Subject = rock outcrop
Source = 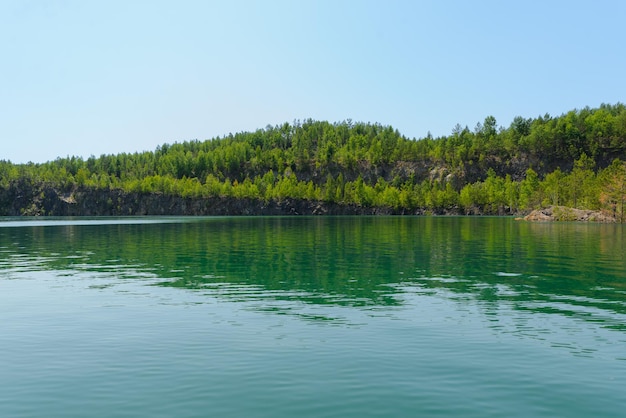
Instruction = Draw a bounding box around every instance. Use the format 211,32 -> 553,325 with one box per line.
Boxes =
0,181 -> 420,217
523,206 -> 616,222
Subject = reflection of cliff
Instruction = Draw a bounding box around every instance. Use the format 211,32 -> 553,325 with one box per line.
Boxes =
1,218 -> 625,320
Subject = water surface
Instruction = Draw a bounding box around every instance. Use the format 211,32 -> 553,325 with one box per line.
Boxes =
1,217 -> 625,417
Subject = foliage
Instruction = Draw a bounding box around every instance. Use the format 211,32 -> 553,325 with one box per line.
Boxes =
599,159 -> 626,222
1,104 -> 626,220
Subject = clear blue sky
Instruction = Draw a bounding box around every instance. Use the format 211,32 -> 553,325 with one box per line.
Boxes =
1,0 -> 624,163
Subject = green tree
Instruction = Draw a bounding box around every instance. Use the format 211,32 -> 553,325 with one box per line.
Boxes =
519,168 -> 540,210
599,159 -> 626,222
542,168 -> 565,206
567,153 -> 596,208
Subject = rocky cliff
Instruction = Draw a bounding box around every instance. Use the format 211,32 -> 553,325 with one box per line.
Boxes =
0,181 -> 419,216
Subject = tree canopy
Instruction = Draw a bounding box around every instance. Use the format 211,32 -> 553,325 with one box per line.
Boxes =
1,104 -> 625,219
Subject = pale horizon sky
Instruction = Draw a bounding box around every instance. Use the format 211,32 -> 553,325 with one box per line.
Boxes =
1,0 -> 625,164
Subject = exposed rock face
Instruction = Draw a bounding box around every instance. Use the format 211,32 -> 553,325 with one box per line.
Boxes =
523,206 -> 616,223
1,181 -> 617,221
0,182 -> 421,216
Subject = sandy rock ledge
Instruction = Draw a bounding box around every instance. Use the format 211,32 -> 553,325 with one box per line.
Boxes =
522,206 -> 616,222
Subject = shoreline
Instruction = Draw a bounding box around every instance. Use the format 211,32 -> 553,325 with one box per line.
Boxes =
0,183 -> 619,222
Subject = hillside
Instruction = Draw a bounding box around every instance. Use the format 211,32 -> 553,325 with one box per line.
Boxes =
1,104 -> 625,220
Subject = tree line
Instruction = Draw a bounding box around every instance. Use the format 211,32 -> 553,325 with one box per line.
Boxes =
1,103 -> 625,220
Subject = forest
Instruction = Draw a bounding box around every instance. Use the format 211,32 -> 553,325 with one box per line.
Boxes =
1,103 -> 625,220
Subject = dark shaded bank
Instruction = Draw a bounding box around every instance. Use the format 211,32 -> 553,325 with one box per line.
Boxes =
0,183 -> 424,216
2,182 -> 618,220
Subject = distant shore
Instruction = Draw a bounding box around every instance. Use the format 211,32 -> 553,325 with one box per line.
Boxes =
0,180 -> 620,221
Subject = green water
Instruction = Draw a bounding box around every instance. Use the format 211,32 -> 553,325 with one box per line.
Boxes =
0,216 -> 625,417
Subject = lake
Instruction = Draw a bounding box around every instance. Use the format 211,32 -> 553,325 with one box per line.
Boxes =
1,216 -> 625,417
